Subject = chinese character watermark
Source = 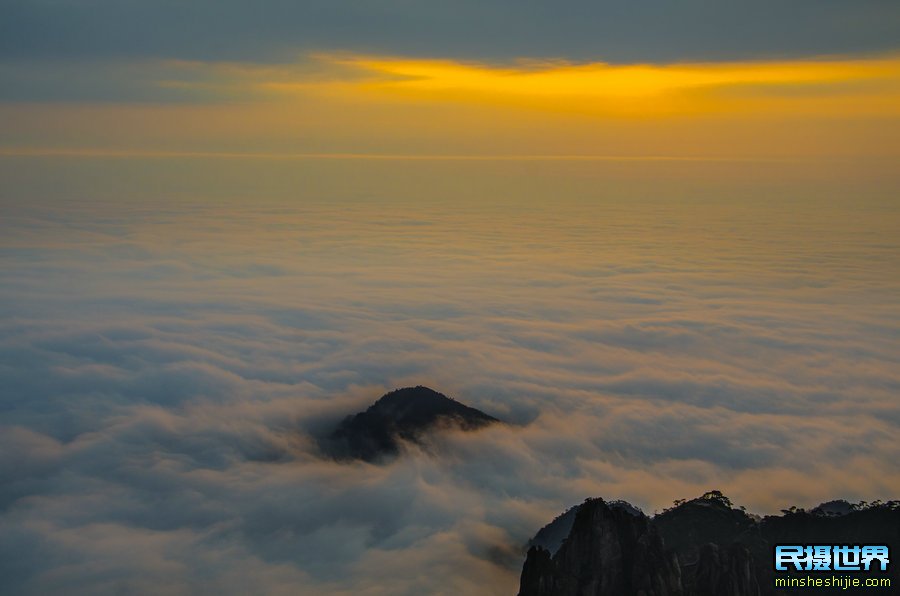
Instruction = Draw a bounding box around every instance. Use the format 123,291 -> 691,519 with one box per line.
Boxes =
775,545 -> 890,572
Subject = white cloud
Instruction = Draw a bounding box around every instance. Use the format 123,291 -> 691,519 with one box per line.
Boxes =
1,159 -> 898,594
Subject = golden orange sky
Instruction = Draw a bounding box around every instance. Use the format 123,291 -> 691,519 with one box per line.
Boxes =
2,52 -> 899,162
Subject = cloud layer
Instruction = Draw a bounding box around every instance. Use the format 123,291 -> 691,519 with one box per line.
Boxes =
3,0 -> 898,63
1,158 -> 899,594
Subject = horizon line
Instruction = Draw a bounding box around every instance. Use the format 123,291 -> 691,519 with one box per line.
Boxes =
0,147 -> 788,163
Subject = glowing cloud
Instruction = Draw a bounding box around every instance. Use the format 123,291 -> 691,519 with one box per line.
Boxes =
266,53 -> 900,118
2,53 -> 899,160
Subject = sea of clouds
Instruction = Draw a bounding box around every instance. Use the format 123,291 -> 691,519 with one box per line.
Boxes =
1,158 -> 898,594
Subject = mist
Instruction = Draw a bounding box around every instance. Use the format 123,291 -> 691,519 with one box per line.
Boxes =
1,158 -> 898,595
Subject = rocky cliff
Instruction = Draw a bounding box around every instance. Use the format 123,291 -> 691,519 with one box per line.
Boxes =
520,497 -> 687,596
519,491 -> 899,596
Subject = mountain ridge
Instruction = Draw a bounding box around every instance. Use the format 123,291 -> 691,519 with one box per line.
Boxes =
520,491 -> 900,596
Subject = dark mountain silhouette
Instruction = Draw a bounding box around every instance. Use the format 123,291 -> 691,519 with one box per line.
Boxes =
521,498 -> 683,596
528,500 -> 643,556
324,386 -> 499,462
519,491 -> 899,596
528,504 -> 581,556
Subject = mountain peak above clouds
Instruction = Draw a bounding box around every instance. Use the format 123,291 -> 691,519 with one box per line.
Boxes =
325,386 -> 500,462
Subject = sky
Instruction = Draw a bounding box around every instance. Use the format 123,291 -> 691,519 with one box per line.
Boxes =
1,2 -> 900,595
2,0 -> 900,161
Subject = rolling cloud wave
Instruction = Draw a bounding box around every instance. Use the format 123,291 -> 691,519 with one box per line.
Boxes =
1,161 -> 898,594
